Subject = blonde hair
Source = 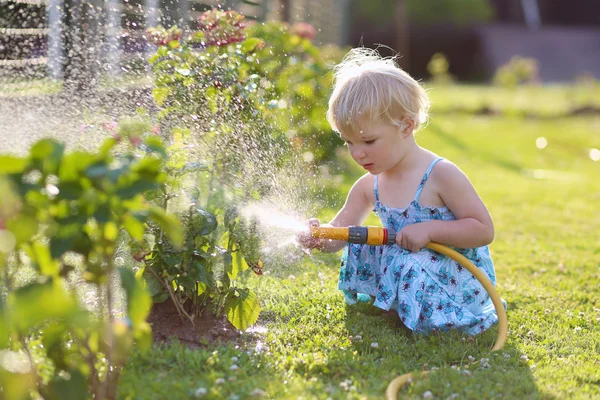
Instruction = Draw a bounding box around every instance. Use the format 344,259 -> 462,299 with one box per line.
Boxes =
326,48 -> 430,134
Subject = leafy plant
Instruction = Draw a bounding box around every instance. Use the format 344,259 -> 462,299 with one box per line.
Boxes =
427,52 -> 454,84
140,9 -> 344,332
0,124 -> 181,399
493,56 -> 540,88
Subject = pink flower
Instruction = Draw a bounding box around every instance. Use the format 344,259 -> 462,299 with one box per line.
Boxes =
197,8 -> 247,47
290,22 -> 316,41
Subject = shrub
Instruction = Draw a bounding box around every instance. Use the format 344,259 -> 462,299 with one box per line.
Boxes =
0,127 -> 180,399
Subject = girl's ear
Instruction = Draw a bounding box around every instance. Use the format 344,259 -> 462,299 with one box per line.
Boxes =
399,117 -> 415,136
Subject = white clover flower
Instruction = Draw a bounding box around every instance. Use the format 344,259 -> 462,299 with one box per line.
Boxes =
231,356 -> 239,362
215,378 -> 226,385
520,355 -> 529,361
250,388 -> 267,397
354,335 -> 362,341
194,387 -> 207,398
423,391 -> 433,399
370,342 -> 379,348
574,326 -> 582,333
230,364 -> 239,371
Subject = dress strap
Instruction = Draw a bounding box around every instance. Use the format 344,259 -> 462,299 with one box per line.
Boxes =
414,157 -> 444,202
374,175 -> 380,202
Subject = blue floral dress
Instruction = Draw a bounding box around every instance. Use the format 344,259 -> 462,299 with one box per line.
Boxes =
338,157 -> 499,335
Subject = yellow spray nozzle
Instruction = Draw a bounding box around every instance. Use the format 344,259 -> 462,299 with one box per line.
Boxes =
309,225 -> 396,246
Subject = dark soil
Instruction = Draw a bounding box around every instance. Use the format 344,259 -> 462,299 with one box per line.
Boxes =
147,300 -> 242,348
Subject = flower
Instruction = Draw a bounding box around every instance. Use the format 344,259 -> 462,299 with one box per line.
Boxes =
197,9 -> 246,47
146,26 -> 182,46
290,22 -> 316,41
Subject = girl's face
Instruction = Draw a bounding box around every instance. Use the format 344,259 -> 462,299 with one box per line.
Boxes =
340,118 -> 410,175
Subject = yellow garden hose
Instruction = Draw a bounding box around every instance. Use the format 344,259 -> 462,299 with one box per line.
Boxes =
385,242 -> 508,399
308,226 -> 508,399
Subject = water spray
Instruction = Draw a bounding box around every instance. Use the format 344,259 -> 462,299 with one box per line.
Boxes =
309,225 -> 508,399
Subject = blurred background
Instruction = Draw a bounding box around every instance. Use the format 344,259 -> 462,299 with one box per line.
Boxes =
2,0 -> 600,84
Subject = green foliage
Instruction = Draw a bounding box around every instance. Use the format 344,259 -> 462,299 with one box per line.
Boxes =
494,56 -> 540,88
245,20 -> 346,163
354,0 -> 493,25
407,0 -> 494,24
0,126 -> 179,399
427,53 -> 454,84
120,110 -> 600,399
139,9 -> 345,332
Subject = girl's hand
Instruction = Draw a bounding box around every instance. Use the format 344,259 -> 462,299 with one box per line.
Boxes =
396,222 -> 432,252
296,219 -> 323,250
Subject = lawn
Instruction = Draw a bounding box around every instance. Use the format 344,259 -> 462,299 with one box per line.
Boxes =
118,108 -> 600,399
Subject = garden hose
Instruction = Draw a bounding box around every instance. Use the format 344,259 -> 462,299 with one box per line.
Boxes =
309,226 -> 508,399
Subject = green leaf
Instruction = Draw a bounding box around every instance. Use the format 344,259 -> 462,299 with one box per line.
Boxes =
71,232 -> 93,258
229,249 -> 249,280
118,267 -> 152,326
123,214 -> 145,241
224,288 -> 260,331
193,207 -> 218,236
85,162 -> 109,179
148,208 -> 183,248
41,322 -> 69,370
29,139 -> 65,175
115,179 -> 159,200
104,222 -> 119,242
142,270 -> 165,297
57,181 -> 84,200
0,360 -> 35,399
29,242 -> 60,276
58,151 -> 96,181
48,369 -> 87,400
94,203 -> 111,224
12,281 -> 78,332
0,299 -> 10,348
99,137 -> 118,157
50,223 -> 82,259
241,37 -> 262,53
143,136 -> 168,158
152,87 -> 171,106
205,86 -> 219,114
0,156 -> 27,174
6,215 -> 38,244
134,321 -> 152,353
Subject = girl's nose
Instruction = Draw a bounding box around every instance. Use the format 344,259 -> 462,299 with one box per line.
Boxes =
351,146 -> 366,160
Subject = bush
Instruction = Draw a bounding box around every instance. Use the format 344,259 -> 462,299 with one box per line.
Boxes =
0,128 -> 180,399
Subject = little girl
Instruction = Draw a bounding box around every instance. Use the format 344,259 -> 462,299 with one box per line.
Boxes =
299,48 -> 499,335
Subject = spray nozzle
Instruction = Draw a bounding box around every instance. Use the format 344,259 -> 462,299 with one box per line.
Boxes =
309,225 -> 396,246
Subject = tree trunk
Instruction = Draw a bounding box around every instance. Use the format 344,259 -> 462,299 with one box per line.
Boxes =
394,0 -> 410,71
279,0 -> 291,23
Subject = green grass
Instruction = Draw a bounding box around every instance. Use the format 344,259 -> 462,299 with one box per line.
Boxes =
119,113 -> 600,399
426,83 -> 600,116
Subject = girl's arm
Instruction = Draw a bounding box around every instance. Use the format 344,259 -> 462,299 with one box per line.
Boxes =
426,161 -> 494,249
318,174 -> 375,253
